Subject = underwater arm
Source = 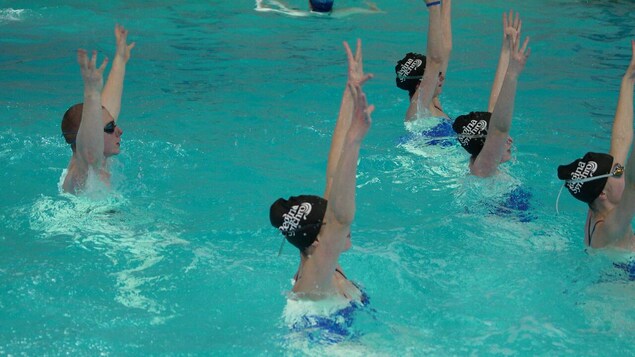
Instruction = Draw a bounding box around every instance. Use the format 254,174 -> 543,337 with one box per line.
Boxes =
405,1 -> 445,121
324,40 -> 372,200
76,50 -> 108,170
102,24 -> 135,121
488,10 -> 521,112
473,33 -> 530,177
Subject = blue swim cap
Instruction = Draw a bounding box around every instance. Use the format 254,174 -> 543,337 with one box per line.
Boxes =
310,0 -> 334,12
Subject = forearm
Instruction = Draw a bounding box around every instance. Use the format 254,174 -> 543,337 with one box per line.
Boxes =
488,45 -> 511,112
610,75 -> 635,161
77,89 -> 104,166
440,0 -> 452,75
325,87 -> 354,198
489,71 -> 518,133
406,4 -> 443,121
328,138 -> 361,225
101,56 -> 127,120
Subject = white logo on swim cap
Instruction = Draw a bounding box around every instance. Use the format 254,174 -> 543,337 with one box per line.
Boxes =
397,58 -> 423,82
458,119 -> 488,145
567,161 -> 598,194
279,202 -> 312,237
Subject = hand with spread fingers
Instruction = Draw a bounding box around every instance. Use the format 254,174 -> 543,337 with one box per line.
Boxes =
78,49 -> 108,93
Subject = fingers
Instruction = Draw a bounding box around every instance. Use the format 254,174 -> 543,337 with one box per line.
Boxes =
520,36 -> 530,56
343,41 -> 354,65
90,50 -> 97,68
355,38 -> 362,62
98,56 -> 109,72
365,104 -> 375,118
77,48 -> 88,66
359,73 -> 374,86
128,42 -> 136,51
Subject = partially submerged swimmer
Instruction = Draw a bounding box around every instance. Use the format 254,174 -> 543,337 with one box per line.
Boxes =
255,0 -> 381,18
61,24 -> 134,194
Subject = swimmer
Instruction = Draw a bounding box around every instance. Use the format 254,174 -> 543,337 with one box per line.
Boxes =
270,39 -> 374,304
452,11 -> 530,177
255,0 -> 381,18
60,25 -> 135,194
396,0 -> 452,121
557,40 -> 635,250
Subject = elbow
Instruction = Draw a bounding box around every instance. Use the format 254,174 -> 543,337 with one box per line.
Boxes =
331,206 -> 355,226
79,148 -> 99,166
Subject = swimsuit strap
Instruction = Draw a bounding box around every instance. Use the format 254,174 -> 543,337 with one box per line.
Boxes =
588,219 -> 604,247
335,267 -> 347,280
293,267 -> 347,282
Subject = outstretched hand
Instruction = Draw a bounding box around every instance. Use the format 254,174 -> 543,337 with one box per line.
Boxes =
508,32 -> 530,74
77,49 -> 108,91
114,24 -> 135,62
503,10 -> 522,47
344,39 -> 373,86
347,81 -> 374,142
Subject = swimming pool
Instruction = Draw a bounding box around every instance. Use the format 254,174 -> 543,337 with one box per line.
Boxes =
2,0 -> 635,354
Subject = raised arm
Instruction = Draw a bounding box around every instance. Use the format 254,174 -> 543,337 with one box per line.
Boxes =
305,41 -> 374,291
472,32 -> 530,177
603,40 -> 635,246
608,40 -> 635,165
76,50 -> 108,170
440,0 -> 452,77
325,81 -> 374,228
101,24 -> 135,121
405,0 -> 445,121
488,10 -> 522,112
324,40 -> 372,199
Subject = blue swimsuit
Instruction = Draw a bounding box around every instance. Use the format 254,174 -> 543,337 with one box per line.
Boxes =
286,269 -> 370,345
399,118 -> 456,148
489,186 -> 534,222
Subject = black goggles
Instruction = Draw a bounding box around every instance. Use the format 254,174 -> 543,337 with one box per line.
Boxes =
104,120 -> 117,134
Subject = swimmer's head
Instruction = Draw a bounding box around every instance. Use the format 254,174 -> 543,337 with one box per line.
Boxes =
395,53 -> 426,98
453,111 -> 491,157
61,103 -> 84,149
557,152 -> 616,205
61,103 -> 122,154
270,195 -> 327,253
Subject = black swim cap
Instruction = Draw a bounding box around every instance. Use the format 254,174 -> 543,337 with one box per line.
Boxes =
310,0 -> 334,12
395,53 -> 426,96
270,195 -> 327,251
453,111 -> 491,157
557,152 -> 613,204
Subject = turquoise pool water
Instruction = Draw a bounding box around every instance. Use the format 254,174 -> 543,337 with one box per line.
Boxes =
2,0 -> 635,355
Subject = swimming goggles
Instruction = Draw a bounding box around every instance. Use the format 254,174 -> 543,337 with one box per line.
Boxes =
555,163 -> 624,214
62,121 -> 118,141
103,120 -> 117,134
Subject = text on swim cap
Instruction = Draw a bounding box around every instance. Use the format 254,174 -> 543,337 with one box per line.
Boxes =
397,59 -> 423,82
458,119 -> 488,145
566,161 -> 598,194
279,202 -> 312,237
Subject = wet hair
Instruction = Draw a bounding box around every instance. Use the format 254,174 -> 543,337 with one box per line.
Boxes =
61,103 -> 83,151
